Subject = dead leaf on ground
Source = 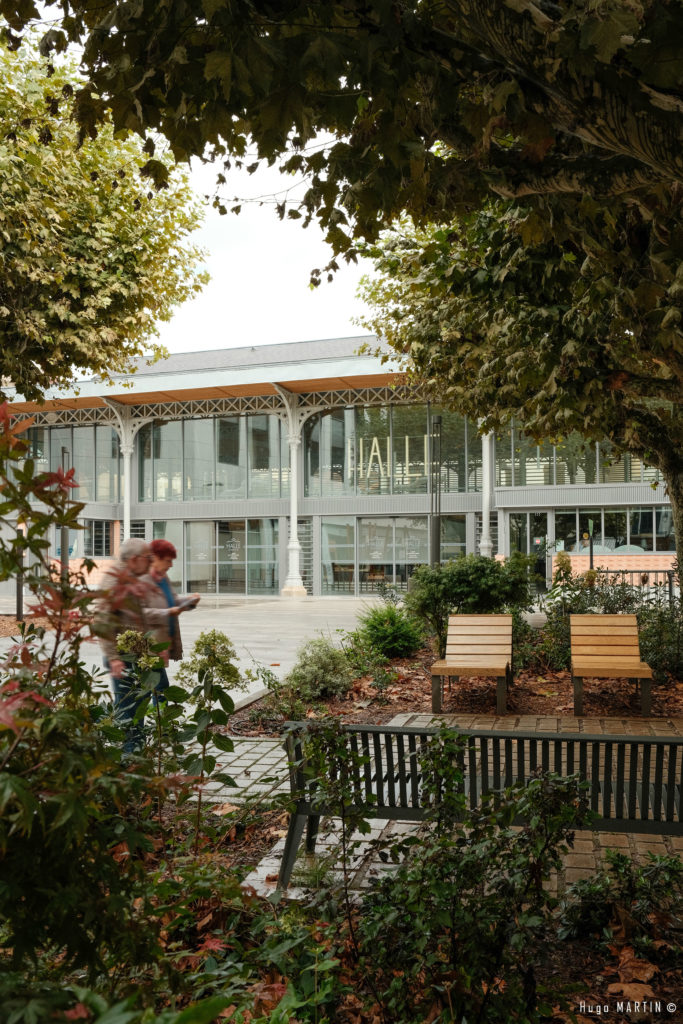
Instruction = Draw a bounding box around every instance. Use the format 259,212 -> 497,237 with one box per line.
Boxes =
606,982 -> 656,1001
213,802 -> 239,816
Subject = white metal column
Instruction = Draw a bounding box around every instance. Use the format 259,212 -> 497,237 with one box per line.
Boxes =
103,399 -> 153,543
479,430 -> 494,558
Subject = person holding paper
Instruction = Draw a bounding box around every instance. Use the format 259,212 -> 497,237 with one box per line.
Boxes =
142,539 -> 201,676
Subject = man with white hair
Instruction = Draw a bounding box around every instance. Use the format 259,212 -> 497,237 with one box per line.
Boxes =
95,538 -> 183,753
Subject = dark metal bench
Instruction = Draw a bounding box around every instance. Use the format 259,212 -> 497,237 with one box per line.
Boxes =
277,721 -> 683,889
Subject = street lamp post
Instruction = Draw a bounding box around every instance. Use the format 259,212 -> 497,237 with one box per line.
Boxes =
61,447 -> 70,583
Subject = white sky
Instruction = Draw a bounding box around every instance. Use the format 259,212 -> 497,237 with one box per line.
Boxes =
156,157 -> 375,355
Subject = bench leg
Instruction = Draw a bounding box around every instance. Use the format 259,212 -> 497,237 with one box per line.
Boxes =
277,812 -> 307,890
496,676 -> 506,715
572,675 -> 583,716
431,674 -> 443,713
640,678 -> 652,717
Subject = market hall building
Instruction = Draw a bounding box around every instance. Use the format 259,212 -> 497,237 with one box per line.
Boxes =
5,337 -> 676,597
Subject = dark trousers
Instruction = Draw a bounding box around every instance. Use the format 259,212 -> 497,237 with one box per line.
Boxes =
111,665 -> 170,753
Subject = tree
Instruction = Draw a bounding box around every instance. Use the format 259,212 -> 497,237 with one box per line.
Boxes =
0,38 -> 207,402
357,189 -> 683,557
1,1 -> 682,256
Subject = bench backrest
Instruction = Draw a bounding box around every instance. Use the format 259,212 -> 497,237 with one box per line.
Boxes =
570,613 -> 643,665
444,613 -> 512,664
284,722 -> 683,834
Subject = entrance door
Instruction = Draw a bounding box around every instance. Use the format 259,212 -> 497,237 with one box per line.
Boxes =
509,511 -> 550,592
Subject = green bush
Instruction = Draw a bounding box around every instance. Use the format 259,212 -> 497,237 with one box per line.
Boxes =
356,604 -> 423,659
638,602 -> 683,683
559,849 -> 683,944
285,636 -> 355,701
405,553 -> 534,657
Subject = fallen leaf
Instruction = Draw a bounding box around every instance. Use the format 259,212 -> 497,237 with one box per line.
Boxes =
607,982 -> 656,1000
213,802 -> 239,816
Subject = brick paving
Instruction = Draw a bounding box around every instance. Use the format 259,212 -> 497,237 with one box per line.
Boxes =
215,713 -> 683,898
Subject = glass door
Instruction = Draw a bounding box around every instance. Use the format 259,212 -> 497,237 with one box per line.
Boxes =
509,511 -> 549,592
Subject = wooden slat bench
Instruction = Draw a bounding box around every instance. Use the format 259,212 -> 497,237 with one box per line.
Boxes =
570,614 -> 653,716
431,614 -> 513,715
277,722 -> 683,889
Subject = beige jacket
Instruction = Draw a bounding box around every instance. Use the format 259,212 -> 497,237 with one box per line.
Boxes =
94,562 -> 176,664
139,572 -> 183,663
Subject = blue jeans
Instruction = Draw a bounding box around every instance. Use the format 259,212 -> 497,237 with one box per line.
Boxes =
110,665 -> 170,754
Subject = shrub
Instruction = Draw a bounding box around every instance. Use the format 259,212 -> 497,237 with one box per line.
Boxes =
638,603 -> 683,683
285,637 -> 354,701
174,628 -> 245,693
405,553 -> 534,657
356,604 -> 423,659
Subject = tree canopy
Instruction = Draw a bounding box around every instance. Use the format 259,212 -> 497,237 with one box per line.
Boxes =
358,187 -> 683,554
1,1 -> 682,256
0,38 -> 208,402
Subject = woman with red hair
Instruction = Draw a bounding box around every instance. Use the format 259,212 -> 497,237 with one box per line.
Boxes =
142,539 -> 201,679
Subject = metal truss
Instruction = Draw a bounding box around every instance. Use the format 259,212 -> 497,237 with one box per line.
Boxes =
15,383 -> 425,429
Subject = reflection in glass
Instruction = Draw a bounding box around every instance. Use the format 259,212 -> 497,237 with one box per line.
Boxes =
321,516 -> 355,593
629,507 -> 653,551
184,419 -> 214,501
248,415 -> 281,498
26,427 -> 49,472
247,518 -> 279,594
153,520 -> 183,588
435,408 -> 469,493
441,515 -> 466,560
154,421 -> 183,501
138,423 -> 153,501
655,508 -> 675,551
216,417 -> 247,499
494,426 -> 513,487
392,405 -> 428,494
602,510 -> 628,551
185,520 -> 216,592
513,429 -> 553,486
555,510 -> 577,552
555,435 -> 597,485
322,410 -> 355,496
356,408 -> 391,495
510,513 -> 528,554
95,426 -> 120,502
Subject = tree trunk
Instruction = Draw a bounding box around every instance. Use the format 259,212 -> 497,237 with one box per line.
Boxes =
659,463 -> 683,590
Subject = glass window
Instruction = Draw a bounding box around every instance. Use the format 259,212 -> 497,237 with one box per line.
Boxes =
50,427 -> 71,473
185,521 -> 216,592
72,427 -> 95,500
217,519 -> 245,593
358,517 -> 393,590
394,516 -> 428,589
392,405 -> 428,494
642,462 -> 660,483
655,507 -> 676,551
434,408 -> 469,493
510,512 -> 528,554
153,520 -> 183,588
555,510 -> 578,552
629,507 -> 653,551
216,416 -> 247,500
154,421 -> 183,502
138,423 -> 153,502
513,428 -> 554,486
356,407 -> 391,496
555,435 -> 596,485
83,520 -> 113,557
248,415 -> 281,498
184,419 -> 215,501
26,427 -> 49,471
304,415 -> 321,497
495,426 -> 513,487
280,422 -> 290,498
578,509 -> 601,553
602,509 -> 628,551
95,426 -> 120,502
321,516 -> 355,594
247,518 -> 279,595
441,515 -> 466,560
321,409 -> 355,496
599,441 -> 638,483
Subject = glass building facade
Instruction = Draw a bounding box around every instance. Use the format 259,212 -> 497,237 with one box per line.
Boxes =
35,406 -> 674,596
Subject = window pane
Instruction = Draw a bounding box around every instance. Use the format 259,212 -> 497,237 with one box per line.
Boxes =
321,409 -> 355,496
184,419 -> 215,501
394,516 -> 428,589
185,521 -> 216,592
303,415 -> 321,497
655,508 -> 676,551
555,510 -> 577,552
629,507 -> 653,551
248,415 -> 281,498
321,516 -> 355,593
603,509 -> 628,551
441,515 -> 466,560
95,426 -> 120,502
513,428 -> 553,486
50,427 -> 71,472
247,518 -> 279,594
356,407 -> 391,495
218,520 -> 245,563
555,435 -> 596,485
578,509 -> 601,553
392,405 -> 428,494
154,422 -> 183,502
26,427 -> 49,472
216,417 -> 246,499
138,423 -> 153,501
599,441 -> 638,483
71,427 -> 95,500
495,426 -> 513,487
510,512 -> 528,554
435,409 -> 467,494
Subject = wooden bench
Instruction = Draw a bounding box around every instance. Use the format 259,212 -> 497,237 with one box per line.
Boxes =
277,721 -> 683,889
570,614 -> 653,716
431,614 -> 513,715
